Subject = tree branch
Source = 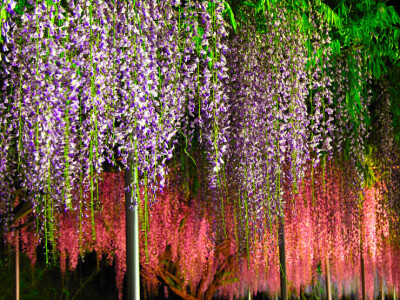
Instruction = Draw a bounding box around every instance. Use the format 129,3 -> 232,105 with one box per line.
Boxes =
156,267 -> 199,300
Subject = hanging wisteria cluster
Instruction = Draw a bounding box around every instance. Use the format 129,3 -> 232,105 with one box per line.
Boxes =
1,0 -> 398,288
330,51 -> 373,185
1,0 -> 181,201
0,0 -> 232,234
220,0 -> 341,231
303,3 -> 335,169
223,3 -> 309,225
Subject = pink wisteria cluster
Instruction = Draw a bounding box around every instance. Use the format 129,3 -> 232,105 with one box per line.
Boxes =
6,163 -> 400,299
217,161 -> 398,299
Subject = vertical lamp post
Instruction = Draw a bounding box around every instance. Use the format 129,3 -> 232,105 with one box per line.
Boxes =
326,256 -> 332,300
125,156 -> 140,300
278,215 -> 287,300
15,231 -> 19,300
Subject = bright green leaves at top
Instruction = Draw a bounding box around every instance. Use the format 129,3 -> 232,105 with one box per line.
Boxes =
254,0 -> 265,16
241,1 -> 255,8
232,0 -> 400,80
299,11 -> 309,34
222,1 -> 237,34
369,54 -> 386,80
330,39 -> 341,55
332,0 -> 400,79
317,1 -> 343,29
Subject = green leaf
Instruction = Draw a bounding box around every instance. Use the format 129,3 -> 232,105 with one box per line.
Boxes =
242,1 -> 256,8
207,1 -> 215,12
223,2 -> 237,34
301,12 -> 308,27
394,28 -> 400,43
334,40 -> 341,55
305,38 -> 312,56
353,89 -> 361,112
373,59 -> 381,79
1,7 -> 7,21
255,0 -> 265,15
239,8 -> 248,24
387,6 -> 400,25
345,91 -> 350,106
194,26 -> 205,55
207,49 -> 214,69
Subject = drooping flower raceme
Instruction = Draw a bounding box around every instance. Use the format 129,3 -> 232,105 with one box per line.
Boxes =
330,51 -> 372,186
0,0 -> 231,239
223,3 -> 310,227
304,4 -> 335,166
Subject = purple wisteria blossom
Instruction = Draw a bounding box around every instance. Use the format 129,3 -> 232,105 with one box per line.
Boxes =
0,0 -> 231,232
223,3 -> 310,234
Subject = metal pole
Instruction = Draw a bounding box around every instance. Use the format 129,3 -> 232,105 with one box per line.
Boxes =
360,245 -> 366,300
326,256 -> 332,300
125,156 -> 140,300
278,215 -> 287,300
16,232 -> 19,300
359,198 -> 366,300
360,226 -> 366,300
